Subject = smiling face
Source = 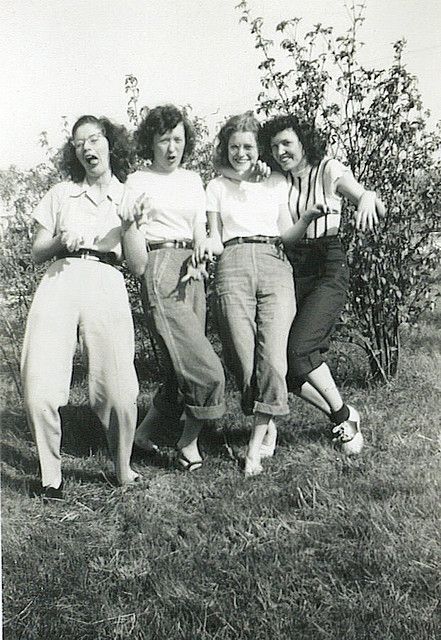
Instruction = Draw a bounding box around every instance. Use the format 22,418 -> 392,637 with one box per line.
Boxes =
270,128 -> 306,173
73,123 -> 111,181
227,131 -> 259,174
151,122 -> 186,173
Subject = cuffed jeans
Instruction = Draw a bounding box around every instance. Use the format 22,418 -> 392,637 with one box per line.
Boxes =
21,258 -> 139,488
214,243 -> 295,416
140,248 -> 225,425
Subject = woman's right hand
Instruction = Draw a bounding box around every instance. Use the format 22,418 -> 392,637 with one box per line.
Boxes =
193,237 -> 224,265
301,203 -> 337,226
60,229 -> 84,252
119,192 -> 153,225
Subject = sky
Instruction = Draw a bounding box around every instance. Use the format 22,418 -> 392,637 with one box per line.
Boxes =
1,0 -> 441,169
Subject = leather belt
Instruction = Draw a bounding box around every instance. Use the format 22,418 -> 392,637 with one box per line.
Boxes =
59,249 -> 118,265
146,239 -> 193,251
295,235 -> 339,246
224,235 -> 281,247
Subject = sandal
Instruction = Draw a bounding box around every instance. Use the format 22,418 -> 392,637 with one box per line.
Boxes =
175,451 -> 203,472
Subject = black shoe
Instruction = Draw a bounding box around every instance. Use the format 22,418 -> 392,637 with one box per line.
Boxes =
42,481 -> 64,502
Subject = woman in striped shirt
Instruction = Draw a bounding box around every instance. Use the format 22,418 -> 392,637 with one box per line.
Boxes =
260,115 -> 385,455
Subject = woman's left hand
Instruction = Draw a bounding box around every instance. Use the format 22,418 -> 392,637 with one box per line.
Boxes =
355,191 -> 385,231
181,261 -> 209,283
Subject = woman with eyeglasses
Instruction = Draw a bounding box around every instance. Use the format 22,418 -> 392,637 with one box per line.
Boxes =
21,115 -> 139,501
120,104 -> 225,471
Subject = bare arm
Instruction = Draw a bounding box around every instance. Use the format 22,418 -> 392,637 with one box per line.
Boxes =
31,223 -> 88,264
31,225 -> 65,264
281,205 -> 330,247
215,160 -> 272,183
194,211 -> 224,264
122,221 -> 148,277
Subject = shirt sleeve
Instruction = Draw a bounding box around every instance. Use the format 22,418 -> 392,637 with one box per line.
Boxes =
323,158 -> 352,198
271,175 -> 292,233
119,180 -> 138,221
32,183 -> 65,234
191,173 -> 207,232
205,178 -> 221,212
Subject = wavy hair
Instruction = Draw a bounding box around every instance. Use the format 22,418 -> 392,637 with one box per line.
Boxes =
59,115 -> 134,183
259,114 -> 327,170
134,104 -> 195,163
214,111 -> 260,169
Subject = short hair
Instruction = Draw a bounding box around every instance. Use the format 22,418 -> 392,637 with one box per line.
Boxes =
259,114 -> 327,169
134,104 -> 195,163
214,111 -> 260,169
59,115 -> 134,183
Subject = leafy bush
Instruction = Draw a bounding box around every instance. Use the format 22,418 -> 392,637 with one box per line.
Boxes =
236,0 -> 441,380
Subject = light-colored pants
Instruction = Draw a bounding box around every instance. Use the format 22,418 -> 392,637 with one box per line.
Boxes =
21,258 -> 139,488
215,243 -> 296,416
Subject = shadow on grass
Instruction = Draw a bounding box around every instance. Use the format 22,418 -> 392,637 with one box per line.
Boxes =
1,405 -> 115,496
1,463 -> 107,497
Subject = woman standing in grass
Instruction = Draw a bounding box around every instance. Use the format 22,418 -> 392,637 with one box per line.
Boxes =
21,115 -> 140,500
196,112 -> 328,475
120,104 -> 225,471
259,114 -> 385,454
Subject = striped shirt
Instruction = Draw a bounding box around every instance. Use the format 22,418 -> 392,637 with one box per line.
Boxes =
287,158 -> 352,239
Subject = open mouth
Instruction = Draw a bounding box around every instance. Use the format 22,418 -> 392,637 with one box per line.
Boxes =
85,153 -> 99,167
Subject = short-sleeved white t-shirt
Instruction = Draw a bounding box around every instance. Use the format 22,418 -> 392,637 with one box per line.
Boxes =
287,157 -> 352,238
205,174 -> 290,243
121,168 -> 206,242
33,176 -> 125,255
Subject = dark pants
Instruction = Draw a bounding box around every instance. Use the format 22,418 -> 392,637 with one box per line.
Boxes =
285,237 -> 349,391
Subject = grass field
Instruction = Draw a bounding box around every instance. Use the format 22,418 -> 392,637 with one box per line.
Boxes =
1,306 -> 440,639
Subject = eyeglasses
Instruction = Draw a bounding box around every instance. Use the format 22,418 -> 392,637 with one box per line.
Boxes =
71,132 -> 105,151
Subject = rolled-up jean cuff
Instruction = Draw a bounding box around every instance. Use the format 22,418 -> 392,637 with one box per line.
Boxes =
291,351 -> 325,380
185,401 -> 226,420
253,400 -> 290,416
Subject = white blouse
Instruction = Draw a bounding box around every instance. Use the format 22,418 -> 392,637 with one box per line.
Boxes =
121,168 -> 206,242
205,173 -> 291,243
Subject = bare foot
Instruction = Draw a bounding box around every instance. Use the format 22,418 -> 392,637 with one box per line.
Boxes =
118,468 -> 142,486
244,455 -> 263,477
260,423 -> 277,458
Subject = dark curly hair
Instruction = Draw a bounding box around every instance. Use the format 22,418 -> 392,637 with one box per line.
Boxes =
214,111 -> 260,169
134,105 -> 195,163
259,115 -> 327,170
59,115 -> 134,183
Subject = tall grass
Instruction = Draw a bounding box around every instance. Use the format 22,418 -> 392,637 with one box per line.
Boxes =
1,307 -> 440,639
